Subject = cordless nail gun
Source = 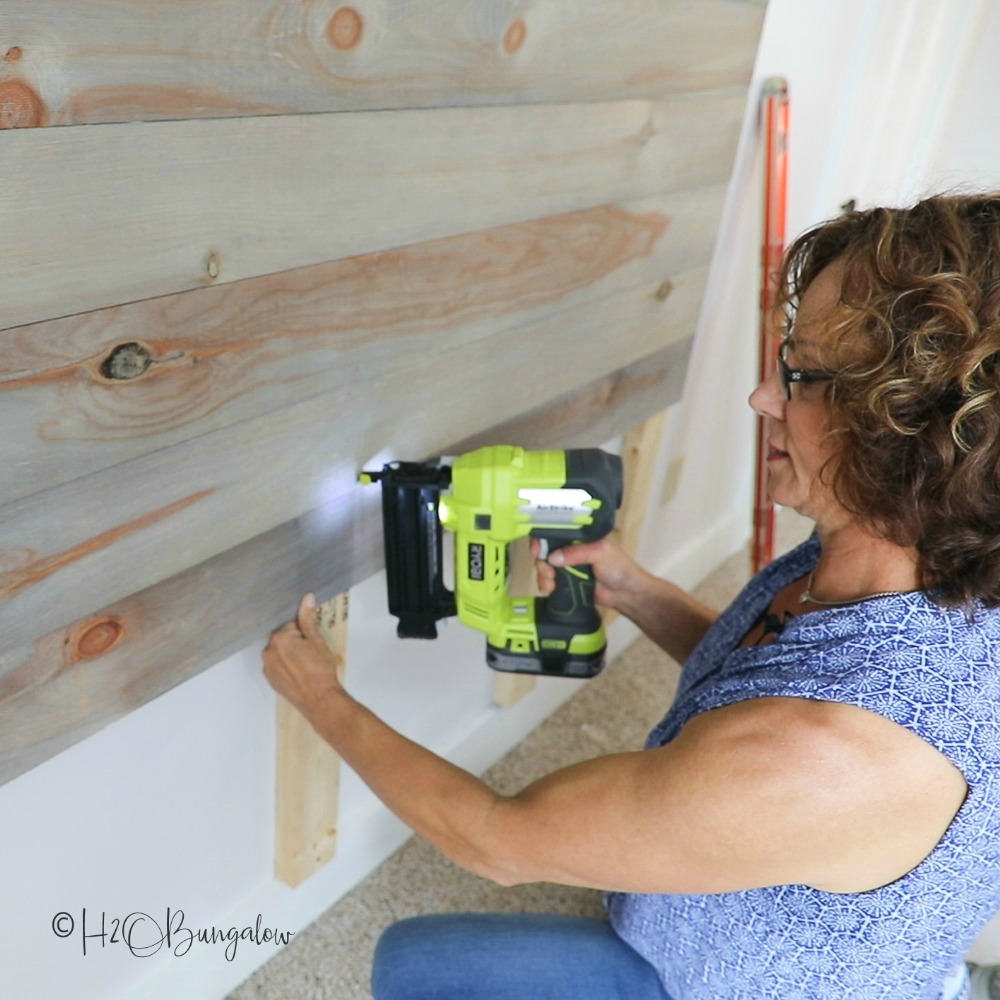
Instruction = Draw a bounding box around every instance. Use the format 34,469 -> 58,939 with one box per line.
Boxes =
359,445 -> 623,678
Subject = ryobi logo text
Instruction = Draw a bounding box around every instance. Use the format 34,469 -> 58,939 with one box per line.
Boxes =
468,543 -> 485,582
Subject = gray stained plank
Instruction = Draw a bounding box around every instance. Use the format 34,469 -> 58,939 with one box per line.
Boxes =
0,262 -> 708,651
0,94 -> 747,330
1,188 -> 724,507
0,0 -> 764,789
0,338 -> 689,789
0,0 -> 765,126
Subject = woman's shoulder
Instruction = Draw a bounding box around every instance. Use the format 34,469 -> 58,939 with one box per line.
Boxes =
786,587 -> 1000,653
756,595 -> 1000,782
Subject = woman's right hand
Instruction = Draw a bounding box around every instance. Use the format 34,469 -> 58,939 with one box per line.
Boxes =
531,536 -> 644,613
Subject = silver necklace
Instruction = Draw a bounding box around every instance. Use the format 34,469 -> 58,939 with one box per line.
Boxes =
799,569 -> 900,607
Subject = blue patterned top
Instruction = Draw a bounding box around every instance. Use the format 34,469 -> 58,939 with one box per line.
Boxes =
607,535 -> 1000,999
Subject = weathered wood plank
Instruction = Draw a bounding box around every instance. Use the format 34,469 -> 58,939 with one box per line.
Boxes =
0,188 -> 724,507
0,94 -> 747,330
447,340 -> 691,457
275,591 -> 348,887
0,263 -> 706,651
0,0 -> 765,127
0,338 -> 689,789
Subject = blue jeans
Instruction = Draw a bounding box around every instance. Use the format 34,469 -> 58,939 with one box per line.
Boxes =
371,913 -> 672,1000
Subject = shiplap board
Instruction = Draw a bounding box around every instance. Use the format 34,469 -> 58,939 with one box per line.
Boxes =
1,188 -> 724,507
448,342 -> 692,457
0,262 -> 706,650
0,0 -> 765,126
0,336 -> 690,788
0,0 -> 763,793
0,93 -> 747,330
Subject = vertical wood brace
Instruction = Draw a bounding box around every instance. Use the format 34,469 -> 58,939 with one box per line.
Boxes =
605,411 -> 669,626
275,591 -> 349,887
491,538 -> 539,708
491,671 -> 538,709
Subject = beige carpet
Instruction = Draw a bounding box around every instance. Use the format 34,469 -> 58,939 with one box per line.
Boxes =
229,513 -> 812,999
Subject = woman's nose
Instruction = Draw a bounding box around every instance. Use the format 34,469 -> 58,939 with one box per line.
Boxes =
749,369 -> 785,419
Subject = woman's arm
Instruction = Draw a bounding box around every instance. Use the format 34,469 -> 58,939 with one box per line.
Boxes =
263,596 -> 967,896
534,538 -> 719,665
264,596 -> 511,882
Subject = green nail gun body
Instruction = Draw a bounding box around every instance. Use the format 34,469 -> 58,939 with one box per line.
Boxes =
360,445 -> 623,678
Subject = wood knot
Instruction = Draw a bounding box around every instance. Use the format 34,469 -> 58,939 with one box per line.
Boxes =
71,617 -> 126,660
100,342 -> 154,380
327,7 -> 364,50
0,78 -> 47,128
5,47 -> 24,62
503,19 -> 527,54
655,279 -> 674,301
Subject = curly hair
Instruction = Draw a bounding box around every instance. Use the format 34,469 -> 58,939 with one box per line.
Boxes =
778,193 -> 1000,609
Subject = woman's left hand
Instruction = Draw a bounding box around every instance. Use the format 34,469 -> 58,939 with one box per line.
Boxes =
262,593 -> 344,719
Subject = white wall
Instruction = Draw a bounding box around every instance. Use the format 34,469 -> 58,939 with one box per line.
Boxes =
2,3 -> 998,998
921,0 -> 1000,196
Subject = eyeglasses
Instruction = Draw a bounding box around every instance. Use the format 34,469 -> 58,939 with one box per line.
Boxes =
777,340 -> 835,400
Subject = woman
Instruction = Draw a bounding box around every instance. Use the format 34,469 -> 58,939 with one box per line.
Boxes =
263,193 -> 1000,999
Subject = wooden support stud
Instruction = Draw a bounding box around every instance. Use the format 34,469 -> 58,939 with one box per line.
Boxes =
492,671 -> 537,709
275,591 -> 349,887
491,537 -> 538,708
604,411 -> 668,626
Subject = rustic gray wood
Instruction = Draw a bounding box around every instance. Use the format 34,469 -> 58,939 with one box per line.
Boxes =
0,0 -> 765,126
0,0 -> 764,789
0,262 -> 707,650
0,94 -> 746,330
0,337 -> 690,788
0,188 -> 724,507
